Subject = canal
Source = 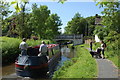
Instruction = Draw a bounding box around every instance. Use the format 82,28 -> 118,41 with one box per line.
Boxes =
2,45 -> 76,79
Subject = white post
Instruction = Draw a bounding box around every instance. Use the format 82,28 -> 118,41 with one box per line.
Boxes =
95,35 -> 100,42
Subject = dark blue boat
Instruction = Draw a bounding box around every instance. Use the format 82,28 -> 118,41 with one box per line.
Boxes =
15,44 -> 61,78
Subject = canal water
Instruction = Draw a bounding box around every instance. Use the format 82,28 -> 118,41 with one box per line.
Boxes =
59,46 -> 76,66
2,45 -> 76,79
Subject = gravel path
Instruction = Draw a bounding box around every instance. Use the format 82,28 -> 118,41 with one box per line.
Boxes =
96,59 -> 118,78
86,48 -> 119,79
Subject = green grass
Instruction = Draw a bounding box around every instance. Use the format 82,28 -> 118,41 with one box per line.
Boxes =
53,44 -> 97,78
105,51 -> 119,68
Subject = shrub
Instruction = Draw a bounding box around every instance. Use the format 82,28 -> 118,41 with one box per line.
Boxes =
105,31 -> 119,43
94,26 -> 109,40
1,37 -> 21,65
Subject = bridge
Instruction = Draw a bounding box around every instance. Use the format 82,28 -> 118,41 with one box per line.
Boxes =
54,34 -> 83,45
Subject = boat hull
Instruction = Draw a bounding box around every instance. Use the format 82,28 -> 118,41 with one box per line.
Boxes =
15,53 -> 61,78
15,63 -> 48,78
15,44 -> 61,78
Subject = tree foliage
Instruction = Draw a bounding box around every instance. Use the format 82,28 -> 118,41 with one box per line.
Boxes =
45,14 -> 62,39
96,1 -> 120,33
2,3 -> 62,39
0,1 -> 12,22
10,0 -> 29,13
85,16 -> 96,36
94,26 -> 109,40
31,4 -> 62,39
93,1 -> 120,41
65,14 -> 96,37
64,13 -> 87,35
31,4 -> 51,39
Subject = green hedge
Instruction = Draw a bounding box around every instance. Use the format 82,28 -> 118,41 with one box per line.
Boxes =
1,37 -> 21,65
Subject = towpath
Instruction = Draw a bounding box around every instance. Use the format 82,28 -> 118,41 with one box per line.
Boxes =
86,48 -> 119,79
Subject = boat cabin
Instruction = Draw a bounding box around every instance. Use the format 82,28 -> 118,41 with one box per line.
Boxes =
15,44 -> 61,78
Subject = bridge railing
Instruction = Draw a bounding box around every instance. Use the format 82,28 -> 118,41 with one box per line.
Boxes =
55,34 -> 83,39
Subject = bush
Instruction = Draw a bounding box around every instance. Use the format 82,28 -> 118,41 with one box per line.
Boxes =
1,37 -> 21,65
104,31 -> 119,52
104,31 -> 119,43
94,26 -> 109,40
92,42 -> 100,50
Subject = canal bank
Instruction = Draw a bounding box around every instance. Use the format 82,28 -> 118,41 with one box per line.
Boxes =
53,44 -> 97,78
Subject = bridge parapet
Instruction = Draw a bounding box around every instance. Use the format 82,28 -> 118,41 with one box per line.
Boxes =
55,34 -> 83,39
54,34 -> 83,45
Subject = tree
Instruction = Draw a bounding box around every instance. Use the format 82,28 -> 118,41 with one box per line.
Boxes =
96,1 -> 120,33
2,12 -> 33,38
85,16 -> 96,36
8,0 -> 29,38
31,4 -> 50,39
10,0 -> 29,13
64,13 -> 87,36
15,13 -> 33,38
92,1 -> 120,41
31,4 -> 62,39
45,14 -> 62,39
94,25 -> 109,40
2,2 -> 62,39
0,1 -> 12,36
0,1 -> 12,22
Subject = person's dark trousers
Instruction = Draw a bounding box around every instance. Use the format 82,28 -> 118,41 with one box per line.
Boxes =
21,49 -> 27,55
90,42 -> 92,51
90,46 -> 92,51
40,52 -> 48,62
101,49 -> 105,58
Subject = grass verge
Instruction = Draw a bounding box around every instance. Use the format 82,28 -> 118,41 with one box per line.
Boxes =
53,44 -> 97,78
105,51 -> 118,68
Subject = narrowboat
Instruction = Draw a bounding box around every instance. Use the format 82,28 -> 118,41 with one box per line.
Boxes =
15,44 -> 61,78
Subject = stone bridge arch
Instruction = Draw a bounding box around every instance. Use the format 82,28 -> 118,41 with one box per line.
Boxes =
54,34 -> 83,45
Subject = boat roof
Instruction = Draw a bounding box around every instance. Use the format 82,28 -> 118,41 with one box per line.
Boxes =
33,44 -> 59,48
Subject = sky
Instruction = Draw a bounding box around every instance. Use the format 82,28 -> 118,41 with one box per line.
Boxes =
9,1 -> 104,33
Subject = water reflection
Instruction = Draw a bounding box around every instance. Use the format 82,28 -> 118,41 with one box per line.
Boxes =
2,64 -> 15,76
58,45 -> 75,67
61,46 -> 75,58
